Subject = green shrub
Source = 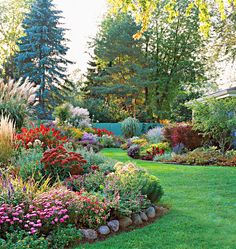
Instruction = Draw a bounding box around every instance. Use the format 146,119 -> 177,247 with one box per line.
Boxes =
120,117 -> 141,138
98,134 -> 115,148
105,175 -> 150,216
154,152 -> 173,162
49,225 -> 82,249
76,148 -> 117,173
172,147 -> 221,165
142,174 -> 164,203
17,148 -> 44,181
65,171 -> 105,192
105,162 -> 163,216
0,230 -> 48,249
190,98 -> 236,153
53,103 -> 71,125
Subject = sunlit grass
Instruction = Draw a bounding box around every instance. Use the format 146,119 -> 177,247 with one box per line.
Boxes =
76,148 -> 236,249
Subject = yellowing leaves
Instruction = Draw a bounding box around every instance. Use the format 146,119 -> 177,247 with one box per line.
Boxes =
107,0 -> 236,39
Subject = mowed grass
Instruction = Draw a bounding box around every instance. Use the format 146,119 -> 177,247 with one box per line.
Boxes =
76,148 -> 236,249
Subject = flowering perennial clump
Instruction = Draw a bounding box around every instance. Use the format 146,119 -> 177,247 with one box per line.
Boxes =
41,146 -> 87,180
81,132 -> 97,144
74,191 -> 110,228
93,128 -> 113,137
16,124 -> 67,149
0,187 -> 111,237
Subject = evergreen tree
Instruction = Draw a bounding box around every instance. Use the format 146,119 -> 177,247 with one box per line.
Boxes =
86,14 -> 152,118
15,0 -> 72,118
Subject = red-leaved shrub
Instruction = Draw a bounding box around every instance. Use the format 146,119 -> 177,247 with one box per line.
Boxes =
163,123 -> 202,150
41,146 -> 87,180
142,146 -> 165,161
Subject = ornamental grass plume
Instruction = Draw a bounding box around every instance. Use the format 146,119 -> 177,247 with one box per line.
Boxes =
0,115 -> 15,164
0,78 -> 37,104
0,78 -> 38,129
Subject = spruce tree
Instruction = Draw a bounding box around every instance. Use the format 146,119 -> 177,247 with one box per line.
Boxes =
86,14 -> 152,119
15,0 -> 72,118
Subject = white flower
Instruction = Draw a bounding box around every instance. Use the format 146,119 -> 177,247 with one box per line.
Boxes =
33,139 -> 42,147
27,142 -> 33,147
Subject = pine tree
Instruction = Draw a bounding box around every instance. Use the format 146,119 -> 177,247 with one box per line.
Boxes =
86,14 -> 152,119
15,0 -> 72,118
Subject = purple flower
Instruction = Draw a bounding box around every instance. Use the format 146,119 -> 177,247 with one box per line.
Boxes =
81,132 -> 97,144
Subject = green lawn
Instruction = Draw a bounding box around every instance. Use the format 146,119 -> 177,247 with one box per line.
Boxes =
76,148 -> 236,249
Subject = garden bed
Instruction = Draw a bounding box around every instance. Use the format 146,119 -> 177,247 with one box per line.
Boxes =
0,121 -> 164,248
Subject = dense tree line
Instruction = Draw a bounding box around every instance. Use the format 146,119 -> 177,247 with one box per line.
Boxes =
82,1 -> 215,121
0,0 -> 235,121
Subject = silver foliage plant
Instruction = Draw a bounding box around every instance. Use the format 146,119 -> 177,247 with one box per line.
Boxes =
146,127 -> 163,144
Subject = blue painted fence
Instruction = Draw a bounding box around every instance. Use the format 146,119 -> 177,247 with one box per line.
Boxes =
92,123 -> 162,136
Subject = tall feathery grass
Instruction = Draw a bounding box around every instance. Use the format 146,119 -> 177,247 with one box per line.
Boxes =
0,115 -> 15,164
0,78 -> 38,129
0,78 -> 37,104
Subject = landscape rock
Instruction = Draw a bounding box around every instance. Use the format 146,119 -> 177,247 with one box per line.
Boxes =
80,229 -> 98,240
108,220 -> 119,232
119,217 -> 132,229
154,205 -> 158,212
146,206 -> 156,218
157,206 -> 168,214
98,225 -> 110,235
140,212 -> 148,222
131,213 -> 143,225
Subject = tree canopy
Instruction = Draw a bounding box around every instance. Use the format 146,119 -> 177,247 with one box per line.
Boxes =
0,0 -> 33,80
83,5 -> 213,121
107,0 -> 235,38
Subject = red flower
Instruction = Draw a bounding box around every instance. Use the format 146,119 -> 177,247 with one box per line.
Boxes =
15,125 -> 68,150
41,146 -> 87,179
93,128 -> 113,137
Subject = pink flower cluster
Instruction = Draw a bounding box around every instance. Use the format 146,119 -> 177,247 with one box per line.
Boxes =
0,203 -> 24,226
0,190 -> 72,236
0,187 -> 111,236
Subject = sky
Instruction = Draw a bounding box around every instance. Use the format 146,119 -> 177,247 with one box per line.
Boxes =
54,0 -> 107,74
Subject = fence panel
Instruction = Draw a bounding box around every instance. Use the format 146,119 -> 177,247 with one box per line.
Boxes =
92,123 -> 162,136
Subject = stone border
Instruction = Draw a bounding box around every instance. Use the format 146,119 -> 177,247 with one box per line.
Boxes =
78,205 -> 169,244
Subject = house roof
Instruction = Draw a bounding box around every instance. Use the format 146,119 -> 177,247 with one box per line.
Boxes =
205,86 -> 236,99
187,86 -> 236,105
